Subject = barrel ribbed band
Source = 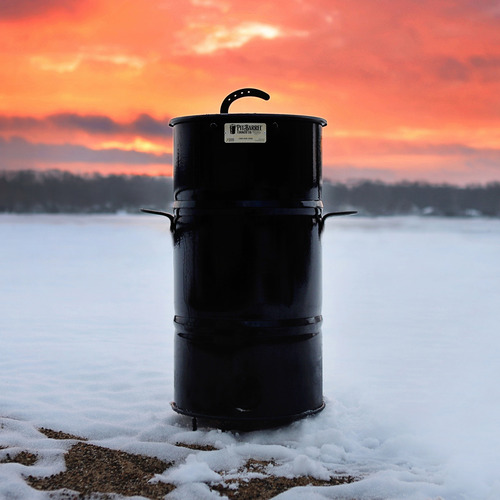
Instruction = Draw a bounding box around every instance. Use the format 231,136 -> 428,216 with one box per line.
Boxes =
173,200 -> 323,209
172,201 -> 323,217
174,315 -> 322,339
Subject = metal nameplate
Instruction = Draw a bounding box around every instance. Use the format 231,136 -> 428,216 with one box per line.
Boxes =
224,123 -> 266,143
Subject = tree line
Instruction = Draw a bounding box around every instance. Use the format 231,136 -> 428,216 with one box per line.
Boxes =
0,170 -> 173,214
1,169 -> 499,216
322,180 -> 500,216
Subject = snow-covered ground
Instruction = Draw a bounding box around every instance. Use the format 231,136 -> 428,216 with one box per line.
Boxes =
1,214 -> 499,499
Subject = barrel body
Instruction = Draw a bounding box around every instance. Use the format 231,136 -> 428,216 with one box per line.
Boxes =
170,113 -> 326,428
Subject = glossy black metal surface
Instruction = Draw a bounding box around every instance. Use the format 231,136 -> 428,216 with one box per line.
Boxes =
171,209 -> 324,428
170,113 -> 325,203
155,89 -> 340,429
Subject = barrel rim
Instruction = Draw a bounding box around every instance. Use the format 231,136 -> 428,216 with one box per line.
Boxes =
169,113 -> 327,127
170,401 -> 325,430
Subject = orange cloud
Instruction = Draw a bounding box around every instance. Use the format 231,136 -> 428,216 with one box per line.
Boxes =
0,0 -> 499,182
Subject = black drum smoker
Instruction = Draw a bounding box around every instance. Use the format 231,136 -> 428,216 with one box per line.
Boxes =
143,89 -> 354,430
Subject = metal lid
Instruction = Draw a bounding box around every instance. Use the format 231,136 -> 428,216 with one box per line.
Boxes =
169,88 -> 327,127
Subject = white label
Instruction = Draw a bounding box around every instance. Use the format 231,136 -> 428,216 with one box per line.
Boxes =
224,123 -> 266,143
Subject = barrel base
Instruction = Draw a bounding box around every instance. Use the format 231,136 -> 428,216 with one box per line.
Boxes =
171,400 -> 325,431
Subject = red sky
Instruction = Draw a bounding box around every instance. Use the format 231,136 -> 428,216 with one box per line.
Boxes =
1,0 -> 499,184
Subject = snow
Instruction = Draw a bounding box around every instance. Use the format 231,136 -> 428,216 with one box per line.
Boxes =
154,454 -> 223,485
1,214 -> 500,499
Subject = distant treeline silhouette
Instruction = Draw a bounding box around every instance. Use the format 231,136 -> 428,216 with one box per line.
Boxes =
322,180 -> 500,217
0,170 -> 173,214
1,169 -> 500,216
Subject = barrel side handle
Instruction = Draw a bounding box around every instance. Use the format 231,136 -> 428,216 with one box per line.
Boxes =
141,208 -> 176,233
320,211 -> 357,233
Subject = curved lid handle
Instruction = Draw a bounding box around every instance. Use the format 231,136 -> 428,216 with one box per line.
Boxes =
220,88 -> 270,113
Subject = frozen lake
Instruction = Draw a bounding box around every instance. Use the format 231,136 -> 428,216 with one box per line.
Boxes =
1,214 -> 500,499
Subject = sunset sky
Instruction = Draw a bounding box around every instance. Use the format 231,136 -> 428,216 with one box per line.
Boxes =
1,0 -> 499,184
